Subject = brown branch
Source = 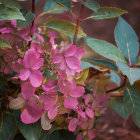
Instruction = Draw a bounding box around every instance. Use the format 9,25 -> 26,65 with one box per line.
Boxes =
73,0 -> 86,45
106,75 -> 127,94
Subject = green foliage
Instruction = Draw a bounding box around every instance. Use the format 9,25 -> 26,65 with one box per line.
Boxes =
18,121 -> 42,140
0,112 -> 17,140
0,4 -> 25,21
124,84 -> 140,127
91,7 -> 127,20
44,0 -> 65,14
80,61 -> 99,70
0,38 -> 11,48
117,61 -> 140,85
17,9 -> 35,28
84,37 -> 125,63
57,0 -> 71,10
86,58 -> 118,71
80,0 -> 100,12
115,17 -> 139,65
46,19 -> 86,38
0,0 -> 21,9
110,97 -> 129,119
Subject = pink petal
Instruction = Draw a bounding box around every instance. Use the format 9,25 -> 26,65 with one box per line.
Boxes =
19,69 -> 30,81
30,58 -> 44,70
59,60 -> 67,70
23,50 -> 37,69
70,86 -> 85,98
64,96 -> 78,109
39,92 -> 58,110
88,129 -> 96,139
52,54 -> 64,64
66,67 -> 75,76
74,47 -> 84,60
34,32 -> 44,42
41,111 -> 52,130
29,70 -> 43,87
21,100 -> 42,124
65,45 -> 77,57
78,109 -> 86,118
76,132 -> 84,140
66,56 -> 81,71
84,94 -> 91,105
21,82 -> 36,99
85,108 -> 94,118
68,118 -> 79,132
48,107 -> 58,120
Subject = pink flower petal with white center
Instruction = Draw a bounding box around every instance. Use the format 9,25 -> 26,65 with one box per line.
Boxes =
84,94 -> 91,105
30,58 -> 44,70
19,69 -> 30,81
41,111 -> 52,130
65,45 -> 77,57
88,129 -> 96,139
64,96 -> 78,109
68,118 -> 79,132
23,49 -> 37,69
70,86 -> 85,98
48,107 -> 58,120
52,54 -> 64,64
78,109 -> 86,118
74,47 -> 84,60
66,56 -> 81,71
29,70 -> 43,87
21,82 -> 36,99
76,132 -> 84,140
85,108 -> 94,118
21,100 -> 42,124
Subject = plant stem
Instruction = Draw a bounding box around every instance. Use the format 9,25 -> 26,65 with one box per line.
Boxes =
28,0 -> 35,47
73,0 -> 86,45
106,75 -> 127,93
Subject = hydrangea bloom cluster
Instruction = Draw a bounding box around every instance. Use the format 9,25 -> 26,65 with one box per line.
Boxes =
0,20 -> 106,140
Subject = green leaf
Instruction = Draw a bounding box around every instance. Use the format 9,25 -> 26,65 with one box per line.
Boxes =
57,0 -> 71,10
18,121 -> 42,140
91,7 -> 127,20
84,37 -> 125,63
115,17 -> 139,66
80,0 -> 100,12
124,85 -> 140,127
109,71 -> 121,85
110,97 -> 129,119
17,9 -> 35,28
44,0 -> 65,14
46,19 -> 86,38
86,58 -> 118,71
136,57 -> 140,65
80,61 -> 99,70
0,38 -> 11,48
0,0 -> 21,9
0,112 -> 17,140
117,61 -> 140,85
0,4 -> 25,21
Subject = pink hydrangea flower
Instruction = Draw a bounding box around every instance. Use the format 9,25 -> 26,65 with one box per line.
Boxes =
58,78 -> 85,110
20,49 -> 44,87
78,94 -> 95,119
53,45 -> 84,76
